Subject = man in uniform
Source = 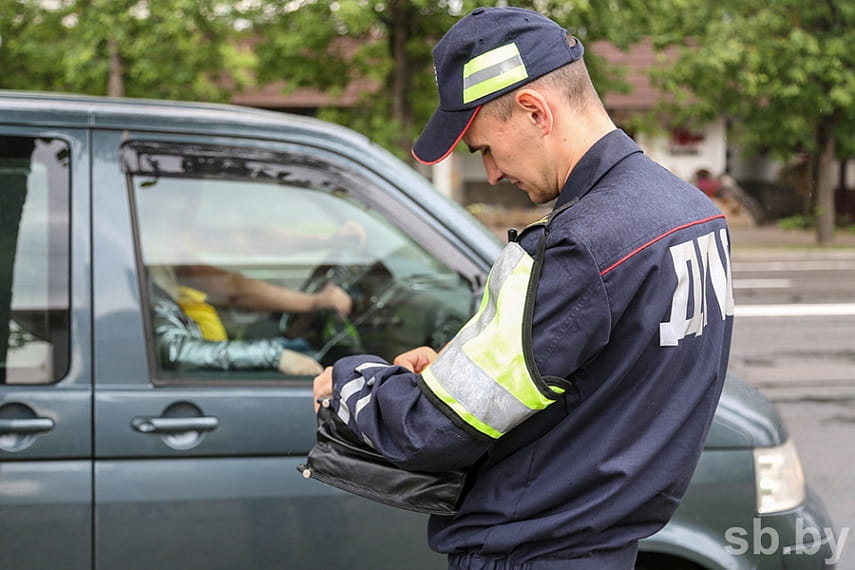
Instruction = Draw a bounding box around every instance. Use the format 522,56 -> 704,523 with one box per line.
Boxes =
313,7 -> 733,568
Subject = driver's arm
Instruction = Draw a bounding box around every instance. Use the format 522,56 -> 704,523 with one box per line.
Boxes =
176,264 -> 352,317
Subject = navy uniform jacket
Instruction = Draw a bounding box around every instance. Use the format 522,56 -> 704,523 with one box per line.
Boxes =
328,130 -> 734,566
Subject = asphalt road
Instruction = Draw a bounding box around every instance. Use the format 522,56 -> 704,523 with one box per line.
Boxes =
728,246 -> 855,569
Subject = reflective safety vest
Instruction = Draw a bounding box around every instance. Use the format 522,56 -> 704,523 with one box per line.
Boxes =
420,222 -> 574,439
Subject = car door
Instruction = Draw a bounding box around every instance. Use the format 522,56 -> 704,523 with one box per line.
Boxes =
0,129 -> 93,569
91,128 -> 484,570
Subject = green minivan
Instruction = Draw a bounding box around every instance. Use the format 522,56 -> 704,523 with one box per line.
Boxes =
0,91 -> 836,569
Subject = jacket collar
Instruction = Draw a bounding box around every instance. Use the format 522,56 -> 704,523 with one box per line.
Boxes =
553,129 -> 643,211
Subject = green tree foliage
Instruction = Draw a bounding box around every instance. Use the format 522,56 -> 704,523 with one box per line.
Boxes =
646,0 -> 855,244
0,0 -> 70,91
250,0 -> 468,159
250,0 -> 650,160
0,0 -> 250,101
2,0 -> 651,160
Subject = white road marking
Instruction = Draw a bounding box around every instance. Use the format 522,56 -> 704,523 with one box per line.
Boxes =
733,278 -> 792,289
732,260 -> 855,272
735,303 -> 855,317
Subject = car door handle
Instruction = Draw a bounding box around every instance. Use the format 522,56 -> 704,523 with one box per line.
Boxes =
0,417 -> 56,434
131,416 -> 220,434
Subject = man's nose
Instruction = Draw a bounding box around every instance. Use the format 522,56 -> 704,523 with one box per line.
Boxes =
482,155 -> 505,185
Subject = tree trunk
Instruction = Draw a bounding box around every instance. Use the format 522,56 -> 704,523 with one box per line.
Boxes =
387,0 -> 414,159
814,124 -> 836,245
107,38 -> 125,97
801,157 -> 814,218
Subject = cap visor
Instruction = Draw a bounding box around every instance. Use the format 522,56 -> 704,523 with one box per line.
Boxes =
412,107 -> 480,165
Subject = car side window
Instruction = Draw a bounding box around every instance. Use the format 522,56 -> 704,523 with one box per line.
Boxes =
0,137 -> 71,385
124,141 -> 474,383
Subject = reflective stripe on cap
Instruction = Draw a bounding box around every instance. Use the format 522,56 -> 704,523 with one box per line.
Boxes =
462,42 -> 528,104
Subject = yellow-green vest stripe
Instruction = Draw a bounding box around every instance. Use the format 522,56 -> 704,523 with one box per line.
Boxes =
420,242 -> 559,438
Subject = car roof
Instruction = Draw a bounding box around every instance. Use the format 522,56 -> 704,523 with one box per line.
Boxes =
0,90 -> 368,147
0,90 -> 503,267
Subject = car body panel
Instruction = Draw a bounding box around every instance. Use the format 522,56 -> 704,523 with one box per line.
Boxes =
95,458 -> 445,570
85,125 -> 463,568
705,374 -> 788,449
0,122 -> 93,569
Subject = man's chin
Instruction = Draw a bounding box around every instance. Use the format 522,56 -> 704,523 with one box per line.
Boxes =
526,192 -> 550,205
516,185 -> 537,202
512,182 -> 552,204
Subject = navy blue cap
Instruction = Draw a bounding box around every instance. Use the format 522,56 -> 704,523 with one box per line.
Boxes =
412,7 -> 584,165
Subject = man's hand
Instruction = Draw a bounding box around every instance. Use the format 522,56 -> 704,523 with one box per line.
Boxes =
311,346 -> 437,414
314,283 -> 352,317
393,346 -> 438,374
313,366 -> 333,413
331,221 -> 366,247
278,349 -> 323,376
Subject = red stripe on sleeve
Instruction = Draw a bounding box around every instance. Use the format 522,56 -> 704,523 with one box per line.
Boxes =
600,214 -> 726,276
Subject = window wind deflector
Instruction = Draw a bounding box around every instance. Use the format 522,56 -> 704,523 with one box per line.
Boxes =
120,141 -> 347,190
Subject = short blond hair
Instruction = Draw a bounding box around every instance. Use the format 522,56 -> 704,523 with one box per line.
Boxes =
483,37 -> 599,121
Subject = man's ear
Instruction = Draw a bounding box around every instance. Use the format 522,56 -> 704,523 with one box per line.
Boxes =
515,89 -> 553,135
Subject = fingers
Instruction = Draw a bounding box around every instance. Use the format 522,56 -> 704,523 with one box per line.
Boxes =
393,346 -> 438,374
312,366 -> 334,412
317,283 -> 352,317
278,349 -> 323,376
334,221 -> 367,247
330,284 -> 352,317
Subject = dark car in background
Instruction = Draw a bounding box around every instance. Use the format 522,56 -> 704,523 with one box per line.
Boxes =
0,91 -> 836,569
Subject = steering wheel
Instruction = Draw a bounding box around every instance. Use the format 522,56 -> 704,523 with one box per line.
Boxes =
280,261 -> 371,366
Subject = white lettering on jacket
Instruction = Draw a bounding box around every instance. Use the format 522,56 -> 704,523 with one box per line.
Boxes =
659,228 -> 734,346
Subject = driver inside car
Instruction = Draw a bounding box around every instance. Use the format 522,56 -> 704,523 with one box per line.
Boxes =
135,176 -> 367,377
148,263 -> 351,376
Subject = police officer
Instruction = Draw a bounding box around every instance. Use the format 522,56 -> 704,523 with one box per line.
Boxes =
313,7 -> 733,569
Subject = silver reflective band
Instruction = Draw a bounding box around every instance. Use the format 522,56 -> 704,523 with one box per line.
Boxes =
462,42 -> 528,104
338,362 -> 390,423
339,362 -> 387,424
354,394 -> 372,422
355,362 -> 390,373
421,242 -> 558,439
337,376 -> 365,424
